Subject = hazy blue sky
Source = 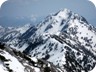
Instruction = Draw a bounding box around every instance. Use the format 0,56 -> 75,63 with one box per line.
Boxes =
0,0 -> 96,27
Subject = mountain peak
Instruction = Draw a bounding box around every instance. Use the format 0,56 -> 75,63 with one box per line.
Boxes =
35,8 -> 90,35
58,8 -> 71,14
54,8 -> 72,20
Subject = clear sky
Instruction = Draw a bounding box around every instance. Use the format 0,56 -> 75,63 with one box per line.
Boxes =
0,0 -> 96,27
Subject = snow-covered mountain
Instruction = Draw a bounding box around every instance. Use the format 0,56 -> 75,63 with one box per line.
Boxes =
0,8 -> 96,72
0,25 -> 9,38
0,24 -> 31,42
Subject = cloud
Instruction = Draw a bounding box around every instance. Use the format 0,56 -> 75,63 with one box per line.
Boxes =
30,14 -> 38,22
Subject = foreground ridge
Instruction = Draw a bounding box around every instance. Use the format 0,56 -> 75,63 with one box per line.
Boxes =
0,43 -> 62,72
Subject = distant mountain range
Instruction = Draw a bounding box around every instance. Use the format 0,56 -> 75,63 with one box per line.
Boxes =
0,16 -> 44,27
0,8 -> 96,72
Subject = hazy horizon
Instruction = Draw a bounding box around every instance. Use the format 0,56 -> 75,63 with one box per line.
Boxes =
0,0 -> 96,27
